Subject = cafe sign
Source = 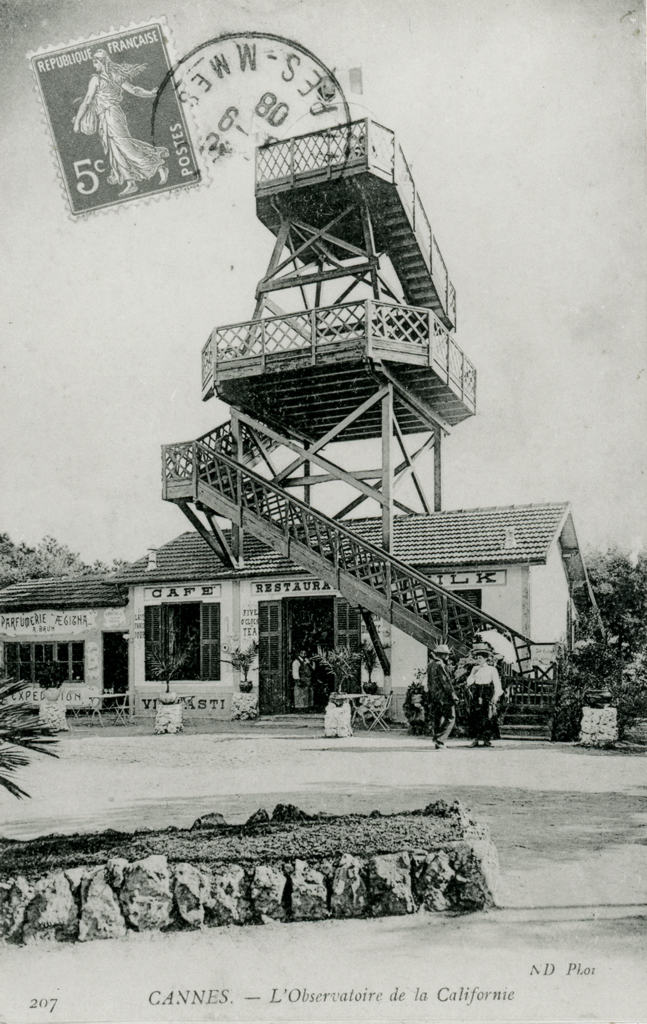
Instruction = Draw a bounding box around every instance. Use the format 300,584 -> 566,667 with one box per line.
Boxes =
0,610 -> 97,637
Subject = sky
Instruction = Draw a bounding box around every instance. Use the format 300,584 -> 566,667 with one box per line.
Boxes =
0,0 -> 645,565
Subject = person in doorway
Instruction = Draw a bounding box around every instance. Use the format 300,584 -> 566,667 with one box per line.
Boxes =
293,650 -> 312,709
465,643 -> 503,747
427,643 -> 457,748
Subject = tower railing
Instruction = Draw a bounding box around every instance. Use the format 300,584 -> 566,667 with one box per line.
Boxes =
201,298 -> 476,410
255,118 -> 454,321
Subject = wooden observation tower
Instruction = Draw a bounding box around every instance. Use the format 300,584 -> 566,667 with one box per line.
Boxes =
162,119 -> 537,674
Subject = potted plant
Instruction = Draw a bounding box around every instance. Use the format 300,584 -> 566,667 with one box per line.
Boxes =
145,633 -> 199,704
316,645 -> 361,694
229,641 -> 258,692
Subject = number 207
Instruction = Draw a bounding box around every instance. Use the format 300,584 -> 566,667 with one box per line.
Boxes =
30,998 -> 57,1012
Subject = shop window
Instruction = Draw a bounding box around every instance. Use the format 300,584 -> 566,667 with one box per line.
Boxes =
3,642 -> 85,684
144,603 -> 220,681
458,589 -> 482,609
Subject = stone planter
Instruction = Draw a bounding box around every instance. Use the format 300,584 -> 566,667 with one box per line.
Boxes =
154,696 -> 183,735
580,706 -> 618,747
38,691 -> 69,733
231,693 -> 259,720
238,681 -> 253,694
324,697 -> 352,737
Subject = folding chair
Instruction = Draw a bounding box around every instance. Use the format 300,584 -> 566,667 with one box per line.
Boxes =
89,695 -> 104,727
355,694 -> 392,732
112,695 -> 129,726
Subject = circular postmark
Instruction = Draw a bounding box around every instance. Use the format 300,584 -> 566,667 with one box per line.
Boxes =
151,32 -> 353,176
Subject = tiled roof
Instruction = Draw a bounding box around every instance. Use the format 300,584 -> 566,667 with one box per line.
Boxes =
115,503 -> 571,583
348,503 -> 571,566
113,532 -> 291,583
0,576 -> 128,611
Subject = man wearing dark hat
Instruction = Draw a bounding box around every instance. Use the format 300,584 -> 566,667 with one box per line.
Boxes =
427,643 -> 457,748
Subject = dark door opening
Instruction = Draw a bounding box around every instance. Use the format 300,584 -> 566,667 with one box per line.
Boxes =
286,596 -> 335,712
258,596 -> 361,715
102,632 -> 129,694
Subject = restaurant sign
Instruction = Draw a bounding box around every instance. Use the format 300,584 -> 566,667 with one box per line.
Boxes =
0,610 -> 97,637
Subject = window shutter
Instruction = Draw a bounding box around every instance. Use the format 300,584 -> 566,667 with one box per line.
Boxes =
335,598 -> 361,651
334,598 -> 361,689
258,600 -> 284,714
200,603 -> 221,680
145,605 -> 162,681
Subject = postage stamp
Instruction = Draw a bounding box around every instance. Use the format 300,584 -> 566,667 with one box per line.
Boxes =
29,21 -> 200,215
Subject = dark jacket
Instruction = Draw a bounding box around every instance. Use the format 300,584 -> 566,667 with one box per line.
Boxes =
427,657 -> 456,706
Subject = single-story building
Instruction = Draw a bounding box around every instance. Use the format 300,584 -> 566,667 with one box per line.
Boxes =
0,503 -> 590,722
0,577 -> 129,712
110,501 -> 589,722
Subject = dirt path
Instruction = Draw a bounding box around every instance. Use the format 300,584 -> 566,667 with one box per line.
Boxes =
1,731 -> 646,1023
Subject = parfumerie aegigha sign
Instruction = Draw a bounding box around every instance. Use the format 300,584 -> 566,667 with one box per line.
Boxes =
0,611 -> 97,637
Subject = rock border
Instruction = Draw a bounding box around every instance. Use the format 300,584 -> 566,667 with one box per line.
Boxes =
0,801 -> 499,944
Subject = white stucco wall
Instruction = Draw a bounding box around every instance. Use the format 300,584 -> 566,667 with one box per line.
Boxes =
529,542 -> 570,643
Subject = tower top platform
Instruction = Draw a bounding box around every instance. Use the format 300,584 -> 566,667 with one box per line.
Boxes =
255,118 -> 456,330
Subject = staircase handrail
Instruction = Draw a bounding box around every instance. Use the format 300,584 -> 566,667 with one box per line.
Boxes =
163,427 -> 536,670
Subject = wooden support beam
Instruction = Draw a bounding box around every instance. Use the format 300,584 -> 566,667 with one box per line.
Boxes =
434,424 -> 442,512
230,411 -> 243,561
382,384 -> 393,552
377,362 -> 452,435
204,510 -> 239,568
245,425 -> 278,476
178,501 -> 237,569
392,410 -> 431,514
360,608 -> 391,676
264,206 -> 357,279
273,386 -> 388,483
283,469 -> 382,487
290,215 -> 368,259
235,410 -> 389,509
257,263 -> 375,294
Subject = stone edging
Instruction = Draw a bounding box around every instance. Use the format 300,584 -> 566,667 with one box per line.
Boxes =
0,802 -> 499,944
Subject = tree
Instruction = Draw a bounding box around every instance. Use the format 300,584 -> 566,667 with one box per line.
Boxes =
0,531 -> 127,590
554,546 -> 647,740
0,677 -> 58,799
316,645 -> 361,693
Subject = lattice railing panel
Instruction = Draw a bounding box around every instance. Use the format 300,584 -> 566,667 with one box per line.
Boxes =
448,282 -> 457,327
431,236 -> 448,309
463,359 -> 476,402
370,303 -> 428,347
431,319 -> 449,372
394,144 -> 415,212
369,121 -> 394,174
256,141 -> 292,182
448,337 -> 463,385
414,193 -> 432,260
201,299 -> 475,402
263,313 -> 312,353
315,300 -> 366,342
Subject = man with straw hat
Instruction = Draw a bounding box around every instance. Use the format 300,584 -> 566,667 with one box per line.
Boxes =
427,643 -> 458,748
465,642 -> 503,747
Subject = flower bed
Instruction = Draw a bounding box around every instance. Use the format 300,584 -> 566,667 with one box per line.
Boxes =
0,800 -> 499,943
